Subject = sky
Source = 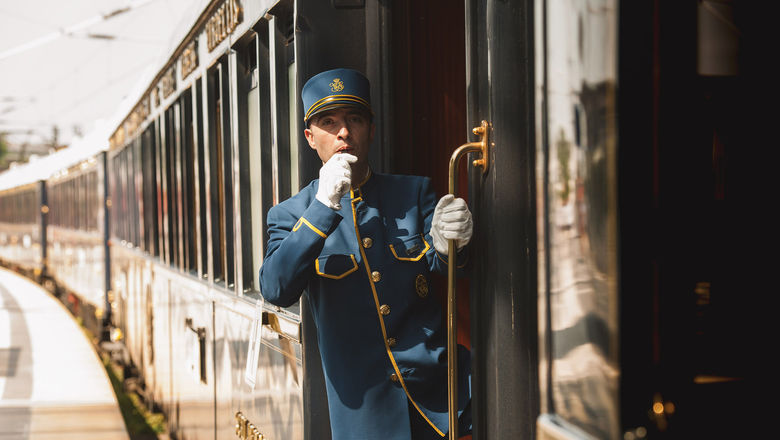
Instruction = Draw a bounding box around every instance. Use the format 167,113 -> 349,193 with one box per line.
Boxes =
0,0 -> 195,151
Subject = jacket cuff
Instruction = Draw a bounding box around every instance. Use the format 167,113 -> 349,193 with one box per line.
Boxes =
434,246 -> 469,269
296,198 -> 343,237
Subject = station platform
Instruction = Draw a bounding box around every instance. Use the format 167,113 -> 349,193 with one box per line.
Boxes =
0,267 -> 129,440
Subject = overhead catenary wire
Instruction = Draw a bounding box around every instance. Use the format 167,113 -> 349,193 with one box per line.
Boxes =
0,0 -> 157,62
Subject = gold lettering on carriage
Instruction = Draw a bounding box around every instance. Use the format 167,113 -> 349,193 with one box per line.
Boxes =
180,40 -> 198,79
160,66 -> 176,99
234,411 -> 265,439
207,0 -> 242,52
112,94 -> 150,148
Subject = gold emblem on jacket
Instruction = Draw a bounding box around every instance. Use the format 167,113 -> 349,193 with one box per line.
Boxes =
415,274 -> 428,298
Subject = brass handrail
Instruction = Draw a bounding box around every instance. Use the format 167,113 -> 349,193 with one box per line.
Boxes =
446,120 -> 489,440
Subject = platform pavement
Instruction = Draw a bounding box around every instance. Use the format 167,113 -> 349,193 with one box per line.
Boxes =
0,267 -> 129,440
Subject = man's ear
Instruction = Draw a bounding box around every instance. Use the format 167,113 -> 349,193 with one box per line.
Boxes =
304,128 -> 316,149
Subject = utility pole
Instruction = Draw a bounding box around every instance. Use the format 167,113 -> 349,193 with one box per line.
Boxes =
51,125 -> 59,150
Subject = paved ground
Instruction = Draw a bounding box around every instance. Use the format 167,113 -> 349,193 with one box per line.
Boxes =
0,267 -> 129,439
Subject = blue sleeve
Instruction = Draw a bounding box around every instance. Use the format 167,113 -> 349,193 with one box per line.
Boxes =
420,177 -> 469,275
258,198 -> 343,307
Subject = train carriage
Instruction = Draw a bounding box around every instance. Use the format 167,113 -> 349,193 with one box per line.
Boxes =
0,0 -> 764,439
0,181 -> 45,278
0,132 -> 110,338
45,151 -> 109,338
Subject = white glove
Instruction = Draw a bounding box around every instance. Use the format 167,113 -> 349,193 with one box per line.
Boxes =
316,154 -> 357,210
431,194 -> 472,255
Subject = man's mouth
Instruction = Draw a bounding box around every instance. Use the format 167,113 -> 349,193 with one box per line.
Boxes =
337,146 -> 353,153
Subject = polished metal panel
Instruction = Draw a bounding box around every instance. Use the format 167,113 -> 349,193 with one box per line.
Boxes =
215,295 -> 304,440
536,0 -> 619,438
167,267 -> 215,438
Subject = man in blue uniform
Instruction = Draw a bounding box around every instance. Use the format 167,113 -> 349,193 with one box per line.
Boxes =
259,68 -> 472,439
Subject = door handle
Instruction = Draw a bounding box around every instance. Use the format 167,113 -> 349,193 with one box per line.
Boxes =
185,318 -> 207,383
261,310 -> 301,384
446,120 -> 489,440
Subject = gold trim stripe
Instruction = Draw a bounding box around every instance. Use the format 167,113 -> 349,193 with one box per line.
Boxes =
349,189 -> 446,438
315,254 -> 359,279
304,94 -> 370,121
292,217 -> 327,238
389,235 -> 430,262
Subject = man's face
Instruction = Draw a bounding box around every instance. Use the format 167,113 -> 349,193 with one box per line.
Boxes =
304,107 -> 375,180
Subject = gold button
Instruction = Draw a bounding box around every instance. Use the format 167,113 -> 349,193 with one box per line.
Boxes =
362,237 -> 373,248
390,373 -> 399,382
371,271 -> 381,282
379,304 -> 390,315
387,337 -> 397,348
415,274 -> 429,298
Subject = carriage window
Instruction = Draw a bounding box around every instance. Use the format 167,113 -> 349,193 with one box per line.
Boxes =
287,58 -> 299,194
86,172 -> 93,232
90,171 -> 97,232
235,33 -> 266,294
195,78 -> 208,278
85,172 -> 92,232
117,155 -> 125,238
72,178 -> 78,230
119,150 -> 127,240
123,149 -> 131,241
536,1 -> 619,438
87,171 -> 94,231
141,125 -> 159,256
154,118 -> 166,260
269,13 -> 293,203
179,89 -> 198,274
119,151 -> 127,240
76,175 -> 82,230
131,141 -> 141,246
158,114 -> 169,262
207,58 -> 235,288
172,102 -> 184,270
127,146 -> 137,244
93,168 -> 99,232
164,106 -> 180,267
268,10 -> 299,315
109,155 -> 116,237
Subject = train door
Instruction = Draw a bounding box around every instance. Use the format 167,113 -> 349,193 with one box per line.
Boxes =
387,1 -> 542,435
295,0 -> 539,438
393,0 -> 547,437
463,1 -> 540,438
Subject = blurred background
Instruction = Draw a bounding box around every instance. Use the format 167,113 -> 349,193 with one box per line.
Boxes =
0,0 -> 193,171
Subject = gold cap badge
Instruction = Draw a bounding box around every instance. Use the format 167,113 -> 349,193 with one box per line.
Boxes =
329,78 -> 344,92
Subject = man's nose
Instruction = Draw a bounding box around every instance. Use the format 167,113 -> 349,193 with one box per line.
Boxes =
336,122 -> 350,139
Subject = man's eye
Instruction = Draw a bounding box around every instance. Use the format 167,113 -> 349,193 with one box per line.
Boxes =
349,116 -> 364,124
321,119 -> 334,125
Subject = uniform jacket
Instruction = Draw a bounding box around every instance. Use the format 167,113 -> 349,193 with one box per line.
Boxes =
259,171 -> 470,439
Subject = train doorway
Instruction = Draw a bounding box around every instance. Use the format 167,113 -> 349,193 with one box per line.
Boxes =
391,1 -> 539,438
389,0 -> 471,350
